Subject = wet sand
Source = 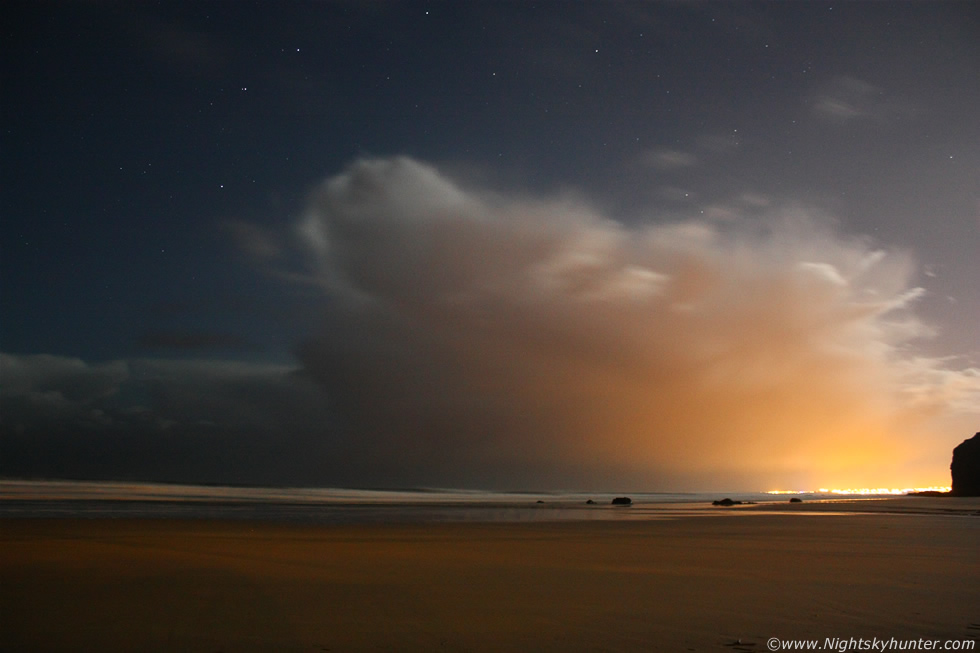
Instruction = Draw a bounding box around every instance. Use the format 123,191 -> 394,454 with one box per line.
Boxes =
2,503 -> 978,651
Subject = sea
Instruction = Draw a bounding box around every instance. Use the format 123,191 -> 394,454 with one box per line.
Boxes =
0,479 -> 896,524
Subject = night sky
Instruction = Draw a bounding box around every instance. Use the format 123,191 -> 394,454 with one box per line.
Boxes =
2,1 -> 978,491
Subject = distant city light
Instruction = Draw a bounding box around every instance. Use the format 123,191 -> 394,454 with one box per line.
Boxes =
766,487 -> 951,495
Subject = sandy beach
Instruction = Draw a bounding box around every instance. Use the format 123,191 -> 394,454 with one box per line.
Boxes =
2,501 -> 978,652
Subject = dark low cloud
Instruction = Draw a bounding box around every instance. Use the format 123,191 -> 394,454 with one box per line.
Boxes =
0,353 -> 344,487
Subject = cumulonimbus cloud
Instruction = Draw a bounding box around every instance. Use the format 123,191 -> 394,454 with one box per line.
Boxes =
290,156 -> 979,490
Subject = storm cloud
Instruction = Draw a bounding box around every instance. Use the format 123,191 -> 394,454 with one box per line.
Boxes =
289,156 -> 979,490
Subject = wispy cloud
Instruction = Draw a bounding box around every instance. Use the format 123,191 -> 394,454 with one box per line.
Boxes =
641,148 -> 699,170
223,220 -> 283,260
812,75 -> 916,123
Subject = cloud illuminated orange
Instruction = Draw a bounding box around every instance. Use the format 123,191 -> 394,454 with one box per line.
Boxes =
290,157 -> 979,490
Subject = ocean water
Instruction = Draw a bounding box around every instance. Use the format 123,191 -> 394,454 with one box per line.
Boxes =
0,479 -> 875,524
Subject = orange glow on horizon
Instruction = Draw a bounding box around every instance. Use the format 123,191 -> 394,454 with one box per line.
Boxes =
766,486 -> 951,495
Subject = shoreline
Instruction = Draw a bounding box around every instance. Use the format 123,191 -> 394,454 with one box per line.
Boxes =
740,495 -> 980,517
2,492 -> 979,526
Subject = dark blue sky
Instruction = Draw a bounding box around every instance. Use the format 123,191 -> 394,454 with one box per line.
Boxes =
2,1 -> 978,490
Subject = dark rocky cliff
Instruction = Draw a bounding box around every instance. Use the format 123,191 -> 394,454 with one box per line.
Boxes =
950,432 -> 980,496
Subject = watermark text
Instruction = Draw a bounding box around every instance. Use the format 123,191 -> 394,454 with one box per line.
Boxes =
767,637 -> 976,652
